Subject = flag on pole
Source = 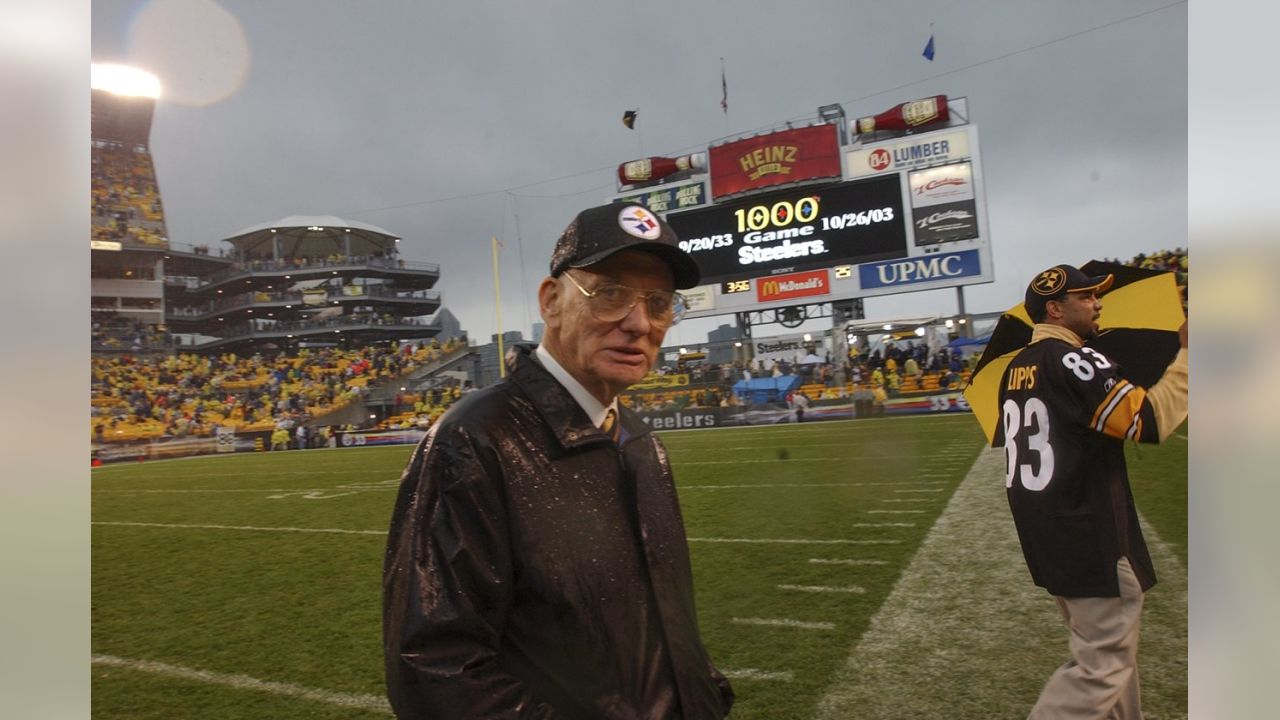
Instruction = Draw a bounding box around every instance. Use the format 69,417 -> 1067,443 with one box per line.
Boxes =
622,110 -> 637,129
922,33 -> 935,61
719,58 -> 728,114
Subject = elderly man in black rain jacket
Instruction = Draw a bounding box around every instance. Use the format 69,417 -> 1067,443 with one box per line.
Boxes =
383,203 -> 733,719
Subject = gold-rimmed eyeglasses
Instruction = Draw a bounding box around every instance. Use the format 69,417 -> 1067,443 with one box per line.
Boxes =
563,271 -> 687,328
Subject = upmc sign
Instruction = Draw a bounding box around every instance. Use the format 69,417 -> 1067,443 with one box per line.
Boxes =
757,269 -> 830,302
858,249 -> 982,290
709,124 -> 842,199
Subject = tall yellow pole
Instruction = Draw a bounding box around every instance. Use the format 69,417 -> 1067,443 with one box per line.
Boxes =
492,236 -> 505,378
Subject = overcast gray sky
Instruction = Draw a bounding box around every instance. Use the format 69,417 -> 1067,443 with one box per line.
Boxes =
91,0 -> 1187,347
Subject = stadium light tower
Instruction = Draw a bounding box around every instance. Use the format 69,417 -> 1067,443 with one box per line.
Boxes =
91,64 -> 162,98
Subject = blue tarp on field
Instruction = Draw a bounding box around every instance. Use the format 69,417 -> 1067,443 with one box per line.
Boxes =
947,334 -> 991,349
732,375 -> 802,404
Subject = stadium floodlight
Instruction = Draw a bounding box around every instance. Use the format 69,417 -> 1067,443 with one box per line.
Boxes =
734,341 -> 742,347
91,64 -> 161,98
883,324 -> 892,331
679,347 -> 688,354
945,319 -> 954,328
803,333 -> 812,342
915,327 -> 925,337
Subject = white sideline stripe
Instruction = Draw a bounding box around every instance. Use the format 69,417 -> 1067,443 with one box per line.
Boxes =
779,584 -> 866,594
866,510 -> 926,515
1175,432 -> 1187,440
809,558 -> 889,566
731,617 -> 836,631
91,654 -> 390,714
688,537 -> 901,546
93,521 -> 383,536
851,523 -> 916,528
894,488 -> 944,493
880,499 -> 932,503
719,668 -> 795,682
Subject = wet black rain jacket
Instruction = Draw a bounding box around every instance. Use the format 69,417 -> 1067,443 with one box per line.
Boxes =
383,345 -> 733,719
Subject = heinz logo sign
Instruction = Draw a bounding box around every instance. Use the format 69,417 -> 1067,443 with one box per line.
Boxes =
757,269 -> 831,302
859,249 -> 981,289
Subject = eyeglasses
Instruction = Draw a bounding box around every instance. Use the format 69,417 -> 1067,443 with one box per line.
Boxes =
563,271 -> 687,328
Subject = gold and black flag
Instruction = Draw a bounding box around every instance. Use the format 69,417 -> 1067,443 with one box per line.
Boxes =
964,261 -> 1185,444
622,110 -> 637,129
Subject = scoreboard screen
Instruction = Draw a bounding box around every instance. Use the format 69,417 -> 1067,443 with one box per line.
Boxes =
665,174 -> 908,286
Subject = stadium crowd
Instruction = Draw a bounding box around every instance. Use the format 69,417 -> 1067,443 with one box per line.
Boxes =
90,248 -> 1186,449
91,338 -> 465,444
91,141 -> 168,248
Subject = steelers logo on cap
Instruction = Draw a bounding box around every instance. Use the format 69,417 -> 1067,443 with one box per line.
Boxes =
1031,267 -> 1067,296
618,206 -> 662,240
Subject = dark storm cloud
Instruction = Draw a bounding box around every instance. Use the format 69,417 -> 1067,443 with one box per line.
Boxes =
92,0 -> 1187,342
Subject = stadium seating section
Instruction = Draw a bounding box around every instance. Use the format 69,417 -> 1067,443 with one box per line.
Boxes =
91,141 -> 168,247
91,338 -> 463,443
89,250 -> 1186,444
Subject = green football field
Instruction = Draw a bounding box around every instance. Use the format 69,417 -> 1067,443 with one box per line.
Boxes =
91,415 -> 1187,719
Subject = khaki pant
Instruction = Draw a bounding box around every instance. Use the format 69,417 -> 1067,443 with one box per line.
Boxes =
1029,557 -> 1144,720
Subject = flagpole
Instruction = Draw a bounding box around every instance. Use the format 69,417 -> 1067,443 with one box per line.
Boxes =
492,235 -> 505,379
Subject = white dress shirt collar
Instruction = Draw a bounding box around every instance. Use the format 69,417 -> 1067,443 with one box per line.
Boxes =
535,344 -> 617,428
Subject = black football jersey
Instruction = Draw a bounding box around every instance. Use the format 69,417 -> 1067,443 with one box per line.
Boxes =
995,337 -> 1159,597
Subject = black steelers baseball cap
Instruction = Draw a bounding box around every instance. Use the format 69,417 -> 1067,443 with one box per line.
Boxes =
549,203 -> 701,289
1024,264 -> 1114,322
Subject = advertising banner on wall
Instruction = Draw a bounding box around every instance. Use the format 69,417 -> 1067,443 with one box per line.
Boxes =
615,179 -> 709,214
756,269 -> 831,303
846,128 -> 972,178
858,249 -> 983,291
909,162 -> 979,245
709,124 -> 842,199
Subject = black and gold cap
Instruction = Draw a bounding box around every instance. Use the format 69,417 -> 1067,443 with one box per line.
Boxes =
1024,264 -> 1114,320
549,203 -> 700,289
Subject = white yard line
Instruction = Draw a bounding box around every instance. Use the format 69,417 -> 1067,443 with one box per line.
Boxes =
866,510 -> 926,515
679,481 -> 944,489
689,537 -> 901,546
778,584 -> 867,594
93,521 -> 383,536
809,558 -> 889,566
850,523 -> 916,528
812,446 -> 1188,720
880,499 -> 933,503
91,654 -> 390,715
719,668 -> 795,682
93,523 -> 904,547
731,617 -> 836,631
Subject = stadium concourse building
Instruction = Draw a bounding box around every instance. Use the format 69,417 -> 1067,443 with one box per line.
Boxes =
90,65 -> 445,356
164,216 -> 443,354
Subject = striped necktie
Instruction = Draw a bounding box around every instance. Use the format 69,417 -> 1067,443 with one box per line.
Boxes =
600,408 -> 621,443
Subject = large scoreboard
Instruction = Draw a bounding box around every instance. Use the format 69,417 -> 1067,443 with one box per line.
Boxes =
613,118 -> 994,320
666,173 -> 908,286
